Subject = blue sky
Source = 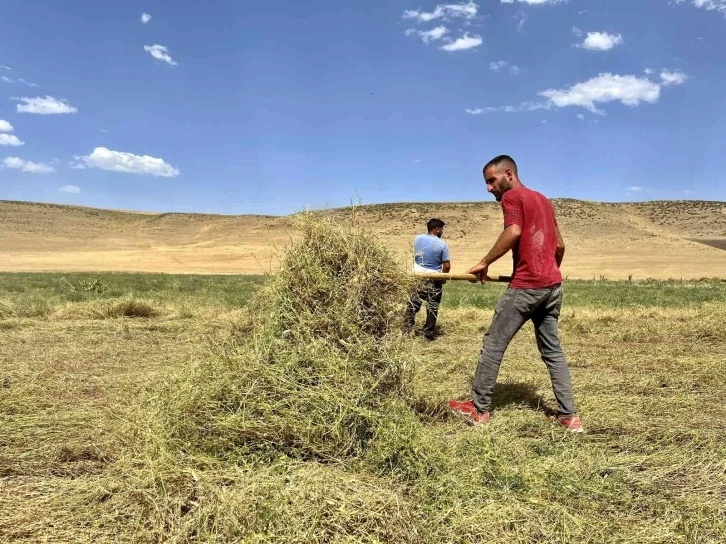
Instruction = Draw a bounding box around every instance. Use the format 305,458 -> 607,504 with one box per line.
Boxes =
1,0 -> 724,215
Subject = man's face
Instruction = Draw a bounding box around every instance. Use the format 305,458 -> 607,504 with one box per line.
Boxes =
433,226 -> 444,238
484,165 -> 513,202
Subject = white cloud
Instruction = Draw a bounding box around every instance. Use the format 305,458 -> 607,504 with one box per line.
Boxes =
1,76 -> 11,83
514,10 -> 528,32
440,32 -> 482,51
403,1 -> 478,23
644,67 -> 654,75
580,32 -> 624,51
572,26 -> 582,37
660,70 -> 688,86
490,60 -> 520,74
12,96 -> 78,115
76,147 -> 180,177
0,120 -> 13,132
18,78 -> 40,88
576,113 -> 585,120
405,25 -> 449,43
472,72 -> 687,116
59,185 -> 81,193
539,73 -> 662,114
466,101 -> 548,114
626,186 -> 642,192
144,44 -> 178,65
141,13 -> 152,24
3,157 -> 54,173
692,0 -> 726,14
0,134 -> 24,146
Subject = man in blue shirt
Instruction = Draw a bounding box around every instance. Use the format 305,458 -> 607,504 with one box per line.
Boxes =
406,218 -> 451,340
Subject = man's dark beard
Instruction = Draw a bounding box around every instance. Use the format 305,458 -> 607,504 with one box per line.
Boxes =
494,179 -> 512,202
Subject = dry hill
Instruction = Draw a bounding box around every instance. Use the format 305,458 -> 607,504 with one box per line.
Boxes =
1,199 -> 725,279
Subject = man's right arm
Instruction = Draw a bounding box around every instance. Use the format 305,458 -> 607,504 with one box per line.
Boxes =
555,224 -> 565,268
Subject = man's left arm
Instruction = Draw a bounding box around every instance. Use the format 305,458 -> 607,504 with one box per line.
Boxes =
466,225 -> 521,283
441,243 -> 451,273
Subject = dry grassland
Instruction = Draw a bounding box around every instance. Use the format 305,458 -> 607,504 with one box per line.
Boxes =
1,199 -> 725,279
1,271 -> 724,543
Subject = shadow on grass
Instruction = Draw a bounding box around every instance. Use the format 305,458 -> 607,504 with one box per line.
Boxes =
413,382 -> 556,424
490,382 -> 556,416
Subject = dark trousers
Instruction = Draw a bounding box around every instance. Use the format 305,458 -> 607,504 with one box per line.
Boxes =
406,280 -> 443,338
472,285 -> 578,416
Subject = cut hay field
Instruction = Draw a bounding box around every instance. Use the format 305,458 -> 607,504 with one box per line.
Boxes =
1,270 -> 724,543
1,199 -> 725,280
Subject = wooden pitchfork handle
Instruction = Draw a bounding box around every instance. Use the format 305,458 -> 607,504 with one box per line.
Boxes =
415,272 -> 512,283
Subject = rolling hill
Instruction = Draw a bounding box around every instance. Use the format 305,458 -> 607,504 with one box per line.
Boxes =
1,199 -> 724,279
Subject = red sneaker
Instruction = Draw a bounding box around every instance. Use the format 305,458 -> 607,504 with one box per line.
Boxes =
549,413 -> 584,433
448,400 -> 490,426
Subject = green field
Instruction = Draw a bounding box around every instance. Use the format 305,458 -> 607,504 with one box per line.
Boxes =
1,272 -> 725,543
1,272 -> 724,313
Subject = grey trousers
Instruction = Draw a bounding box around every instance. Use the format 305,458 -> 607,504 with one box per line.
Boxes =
472,284 -> 578,416
406,280 -> 443,338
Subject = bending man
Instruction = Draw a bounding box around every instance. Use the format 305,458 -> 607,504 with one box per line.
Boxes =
407,218 -> 451,341
449,155 -> 582,432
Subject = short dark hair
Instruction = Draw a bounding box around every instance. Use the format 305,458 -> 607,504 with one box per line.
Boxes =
484,154 -> 518,175
427,218 -> 445,232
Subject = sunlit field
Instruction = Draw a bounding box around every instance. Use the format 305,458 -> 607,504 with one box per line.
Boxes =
1,267 -> 724,543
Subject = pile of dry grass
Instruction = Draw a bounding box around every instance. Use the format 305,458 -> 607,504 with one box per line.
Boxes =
155,213 -> 424,464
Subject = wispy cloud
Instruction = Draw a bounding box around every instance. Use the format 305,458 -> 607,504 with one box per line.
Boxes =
402,1 -> 478,23
501,0 -> 567,4
467,71 -> 688,116
18,78 -> 41,88
3,157 -> 54,173
59,185 -> 81,193
12,96 -> 78,115
539,73 -> 665,114
660,70 -> 688,86
626,186 -> 643,192
514,10 -> 528,32
441,32 -> 482,51
579,31 -> 624,51
466,101 -> 548,115
688,0 -> 726,15
405,25 -> 449,43
141,13 -> 152,24
74,147 -> 180,177
490,60 -> 520,74
0,134 -> 24,146
1,76 -> 11,83
0,65 -> 10,71
144,45 -> 178,66
0,120 -> 13,132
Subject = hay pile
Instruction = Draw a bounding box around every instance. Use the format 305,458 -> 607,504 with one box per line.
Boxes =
157,213 -> 424,463
117,214 -> 455,541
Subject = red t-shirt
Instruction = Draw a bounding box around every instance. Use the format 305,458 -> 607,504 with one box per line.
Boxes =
501,186 -> 562,289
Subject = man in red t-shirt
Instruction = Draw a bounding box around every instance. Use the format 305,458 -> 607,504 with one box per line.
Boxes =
448,155 -> 582,433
